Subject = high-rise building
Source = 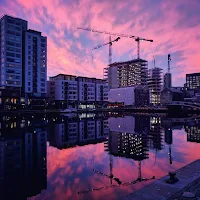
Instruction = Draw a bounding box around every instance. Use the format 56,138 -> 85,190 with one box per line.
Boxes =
0,15 -> 47,109
105,58 -> 148,89
23,29 -> 47,101
186,73 -> 200,91
148,67 -> 163,105
0,15 -> 28,88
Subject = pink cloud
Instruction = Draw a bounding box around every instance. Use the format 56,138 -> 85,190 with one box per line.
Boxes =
0,0 -> 200,85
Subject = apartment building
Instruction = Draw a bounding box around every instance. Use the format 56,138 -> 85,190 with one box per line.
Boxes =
47,74 -> 78,109
0,15 -> 27,88
23,29 -> 47,105
0,15 -> 47,109
47,74 -> 108,109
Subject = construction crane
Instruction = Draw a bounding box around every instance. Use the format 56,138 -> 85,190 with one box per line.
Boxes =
92,154 -> 122,185
92,36 -> 120,64
78,132 -> 155,195
168,54 -> 171,73
78,159 -> 155,194
77,27 -> 153,59
91,133 -> 122,186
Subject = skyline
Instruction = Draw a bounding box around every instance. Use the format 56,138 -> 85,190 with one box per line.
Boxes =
1,0 -> 200,86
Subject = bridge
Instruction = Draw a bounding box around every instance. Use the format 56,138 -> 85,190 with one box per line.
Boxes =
163,115 -> 200,123
168,101 -> 200,110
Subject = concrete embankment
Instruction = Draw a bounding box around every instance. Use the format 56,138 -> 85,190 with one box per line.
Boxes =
124,159 -> 200,200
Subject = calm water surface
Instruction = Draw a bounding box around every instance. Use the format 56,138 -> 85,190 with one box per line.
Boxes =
1,113 -> 200,200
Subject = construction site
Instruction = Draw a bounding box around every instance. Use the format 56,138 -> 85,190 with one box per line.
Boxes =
78,27 -> 166,106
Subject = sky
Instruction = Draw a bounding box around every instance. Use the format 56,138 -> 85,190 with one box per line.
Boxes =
0,0 -> 200,86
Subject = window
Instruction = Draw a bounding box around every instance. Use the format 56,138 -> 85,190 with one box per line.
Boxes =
7,52 -> 14,57
7,58 -> 14,62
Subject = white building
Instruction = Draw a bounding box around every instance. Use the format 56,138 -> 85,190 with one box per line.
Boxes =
23,29 -> 47,98
47,74 -> 108,109
108,87 -> 135,106
76,77 -> 96,104
48,74 -> 78,109
108,85 -> 149,106
0,15 -> 27,88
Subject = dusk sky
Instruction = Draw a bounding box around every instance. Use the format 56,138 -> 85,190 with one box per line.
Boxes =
1,0 -> 200,86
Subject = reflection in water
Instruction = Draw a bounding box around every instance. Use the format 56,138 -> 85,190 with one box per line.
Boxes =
185,120 -> 200,143
0,115 -> 47,200
0,114 -> 200,200
48,115 -> 109,149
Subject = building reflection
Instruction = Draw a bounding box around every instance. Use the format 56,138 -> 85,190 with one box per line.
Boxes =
149,117 -> 164,151
103,116 -> 149,184
106,116 -> 149,161
185,121 -> 200,143
48,114 -> 109,149
0,116 -> 47,200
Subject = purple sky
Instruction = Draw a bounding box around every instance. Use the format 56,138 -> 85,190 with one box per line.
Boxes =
1,0 -> 200,86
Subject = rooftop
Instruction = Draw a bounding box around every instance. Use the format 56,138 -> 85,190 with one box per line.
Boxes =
49,73 -> 106,81
27,29 -> 42,36
108,58 -> 147,67
0,14 -> 27,22
186,72 -> 200,76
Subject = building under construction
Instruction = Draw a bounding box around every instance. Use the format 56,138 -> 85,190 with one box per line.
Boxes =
104,58 -> 148,89
148,67 -> 163,105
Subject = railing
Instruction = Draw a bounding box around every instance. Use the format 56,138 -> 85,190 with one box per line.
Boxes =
169,101 -> 200,110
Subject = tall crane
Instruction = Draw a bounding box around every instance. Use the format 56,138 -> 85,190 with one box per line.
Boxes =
78,159 -> 155,194
77,27 -> 153,59
92,36 -> 120,64
168,54 -> 171,73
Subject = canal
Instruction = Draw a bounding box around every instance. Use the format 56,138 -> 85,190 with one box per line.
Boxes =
1,113 -> 200,200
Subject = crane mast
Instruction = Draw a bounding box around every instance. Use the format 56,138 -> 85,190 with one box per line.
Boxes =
109,36 -> 112,64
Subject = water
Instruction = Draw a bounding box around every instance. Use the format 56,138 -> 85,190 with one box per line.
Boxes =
0,113 -> 200,200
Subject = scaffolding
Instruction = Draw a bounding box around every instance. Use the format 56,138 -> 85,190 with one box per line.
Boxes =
148,67 -> 163,105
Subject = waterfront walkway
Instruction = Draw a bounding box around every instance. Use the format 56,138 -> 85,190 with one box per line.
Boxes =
124,159 -> 200,200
